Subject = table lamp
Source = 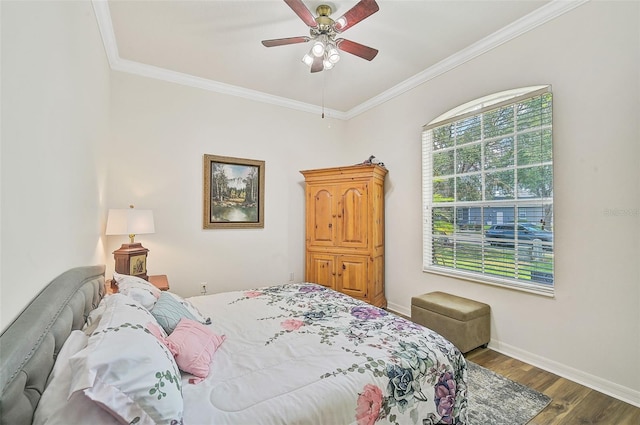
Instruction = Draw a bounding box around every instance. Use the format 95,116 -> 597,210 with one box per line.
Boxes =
105,205 -> 155,281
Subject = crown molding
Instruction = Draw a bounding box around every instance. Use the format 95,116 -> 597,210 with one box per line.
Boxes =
91,0 -> 346,120
92,0 -> 119,69
92,0 -> 587,121
345,0 -> 588,119
114,57 -> 347,119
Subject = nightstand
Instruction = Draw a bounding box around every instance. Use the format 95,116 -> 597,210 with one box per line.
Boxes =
148,275 -> 170,291
107,274 -> 170,294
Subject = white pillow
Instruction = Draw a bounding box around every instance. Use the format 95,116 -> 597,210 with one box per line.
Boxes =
112,272 -> 160,309
123,286 -> 159,309
33,331 -> 119,425
69,294 -> 184,425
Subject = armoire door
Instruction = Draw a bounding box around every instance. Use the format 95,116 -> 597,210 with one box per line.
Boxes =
306,252 -> 336,289
337,255 -> 368,298
337,183 -> 369,250
306,185 -> 336,248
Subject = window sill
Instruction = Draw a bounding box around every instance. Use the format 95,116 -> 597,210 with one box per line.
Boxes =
423,266 -> 555,298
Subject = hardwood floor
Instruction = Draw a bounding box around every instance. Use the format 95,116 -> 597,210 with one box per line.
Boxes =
465,347 -> 640,425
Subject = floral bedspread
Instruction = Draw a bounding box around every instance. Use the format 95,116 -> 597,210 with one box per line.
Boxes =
183,283 -> 468,425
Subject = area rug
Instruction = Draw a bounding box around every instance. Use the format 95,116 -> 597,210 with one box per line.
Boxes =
467,360 -> 551,425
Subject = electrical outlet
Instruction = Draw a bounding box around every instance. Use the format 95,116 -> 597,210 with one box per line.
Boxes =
201,282 -> 207,295
289,272 -> 294,282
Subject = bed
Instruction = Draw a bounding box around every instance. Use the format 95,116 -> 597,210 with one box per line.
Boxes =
0,266 -> 468,425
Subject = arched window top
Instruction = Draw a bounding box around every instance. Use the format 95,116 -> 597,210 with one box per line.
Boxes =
425,85 -> 550,129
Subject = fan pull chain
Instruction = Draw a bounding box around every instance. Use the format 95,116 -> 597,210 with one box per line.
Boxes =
322,72 -> 325,119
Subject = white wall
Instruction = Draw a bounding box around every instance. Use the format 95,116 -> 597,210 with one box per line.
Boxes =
344,1 -> 640,405
0,1 -> 111,330
106,72 -> 346,297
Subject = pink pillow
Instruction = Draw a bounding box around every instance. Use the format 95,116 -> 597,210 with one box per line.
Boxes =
148,318 -> 225,384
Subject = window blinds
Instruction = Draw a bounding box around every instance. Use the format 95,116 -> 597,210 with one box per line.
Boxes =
422,86 -> 554,295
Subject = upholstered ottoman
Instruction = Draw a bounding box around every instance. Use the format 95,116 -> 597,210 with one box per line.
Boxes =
411,292 -> 490,353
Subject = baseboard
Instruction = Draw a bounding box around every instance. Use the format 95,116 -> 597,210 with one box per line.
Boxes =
387,301 -> 411,318
387,303 -> 640,408
489,339 -> 640,408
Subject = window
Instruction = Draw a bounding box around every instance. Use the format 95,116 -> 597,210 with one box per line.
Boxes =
422,86 -> 554,296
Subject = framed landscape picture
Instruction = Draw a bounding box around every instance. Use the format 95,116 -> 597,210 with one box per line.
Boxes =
203,154 -> 265,229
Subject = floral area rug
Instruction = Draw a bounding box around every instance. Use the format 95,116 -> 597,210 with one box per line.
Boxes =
467,360 -> 551,424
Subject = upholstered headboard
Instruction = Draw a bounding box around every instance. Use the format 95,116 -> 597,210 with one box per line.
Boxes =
0,265 -> 105,425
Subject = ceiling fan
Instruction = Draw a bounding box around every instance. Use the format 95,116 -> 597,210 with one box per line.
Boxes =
261,0 -> 380,73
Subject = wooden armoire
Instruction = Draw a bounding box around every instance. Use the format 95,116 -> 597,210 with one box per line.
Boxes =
300,164 -> 387,308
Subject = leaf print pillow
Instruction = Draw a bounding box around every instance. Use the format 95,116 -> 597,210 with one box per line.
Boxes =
69,294 -> 184,425
113,272 -> 161,309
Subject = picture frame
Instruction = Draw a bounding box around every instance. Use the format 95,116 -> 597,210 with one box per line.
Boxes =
203,154 -> 265,229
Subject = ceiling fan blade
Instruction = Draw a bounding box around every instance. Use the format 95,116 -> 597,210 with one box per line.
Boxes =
284,0 -> 318,28
336,38 -> 378,61
310,55 -> 324,73
262,36 -> 310,47
334,0 -> 379,33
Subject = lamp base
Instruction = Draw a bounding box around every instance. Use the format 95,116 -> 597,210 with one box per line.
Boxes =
113,242 -> 149,281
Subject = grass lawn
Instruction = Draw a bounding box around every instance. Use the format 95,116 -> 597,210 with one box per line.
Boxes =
432,241 -> 554,283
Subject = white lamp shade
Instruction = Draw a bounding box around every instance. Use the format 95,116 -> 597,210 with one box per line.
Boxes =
311,40 -> 325,57
302,52 -> 314,66
327,47 -> 340,64
335,17 -> 347,30
105,209 -> 155,236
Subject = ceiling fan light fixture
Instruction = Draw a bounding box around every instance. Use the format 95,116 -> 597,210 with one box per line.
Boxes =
261,1 -> 380,73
